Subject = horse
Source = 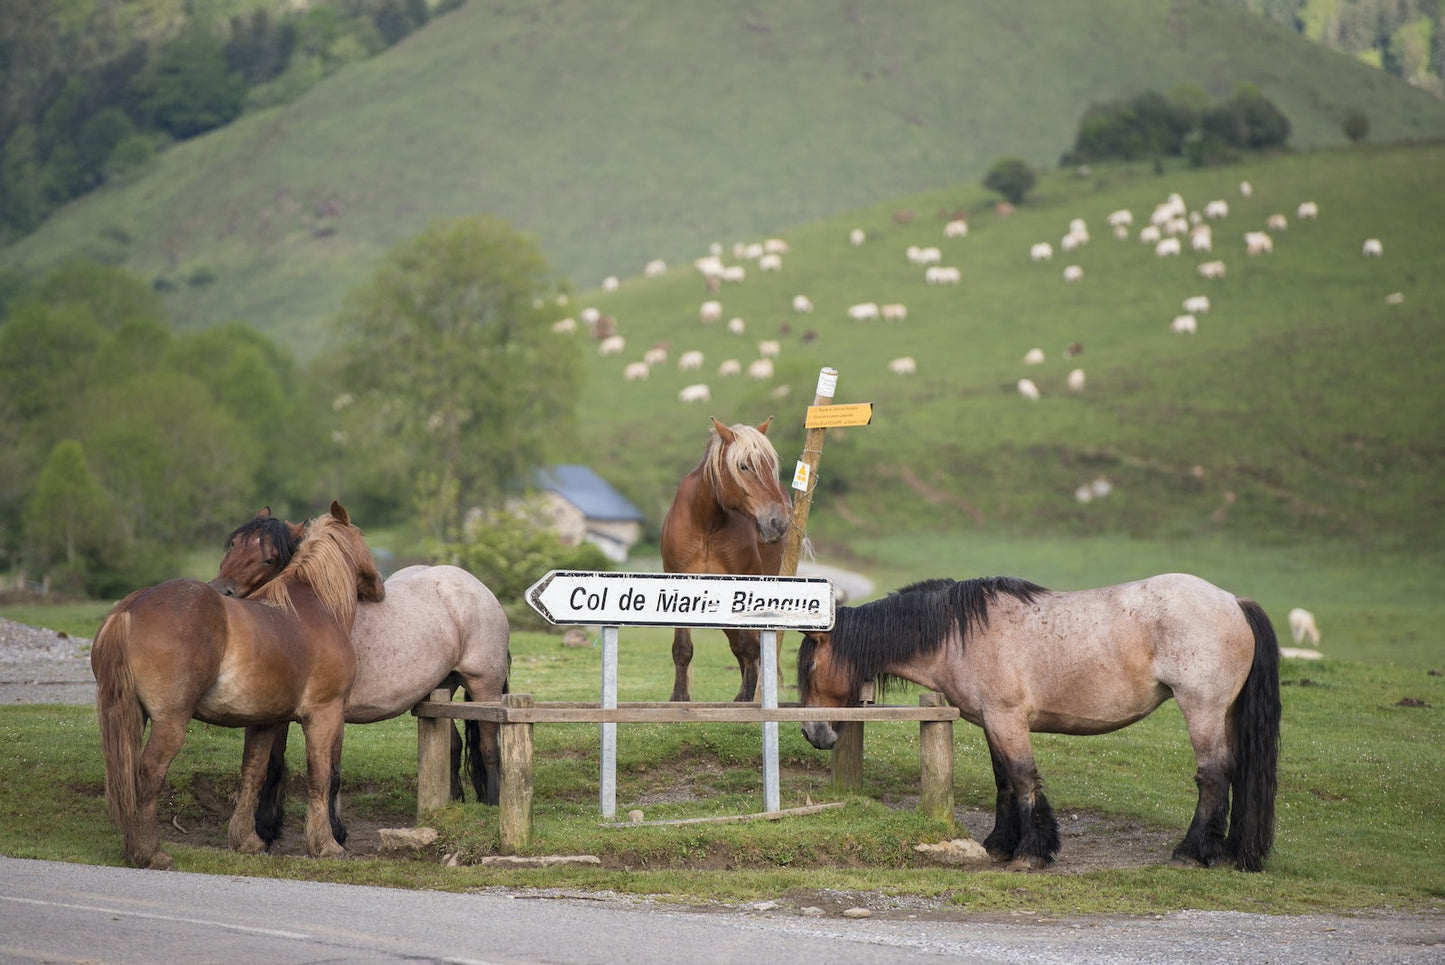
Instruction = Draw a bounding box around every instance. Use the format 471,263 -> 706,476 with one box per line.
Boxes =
209,509 -> 511,832
796,573 -> 1281,872
660,417 -> 793,702
91,501 -> 384,870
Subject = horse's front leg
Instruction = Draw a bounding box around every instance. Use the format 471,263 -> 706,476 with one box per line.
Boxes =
724,628 -> 761,702
983,725 -> 1059,870
229,723 -> 285,855
670,628 -> 694,701
298,708 -> 348,859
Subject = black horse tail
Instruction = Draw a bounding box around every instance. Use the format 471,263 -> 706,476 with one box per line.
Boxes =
463,660 -> 509,806
1227,598 -> 1282,871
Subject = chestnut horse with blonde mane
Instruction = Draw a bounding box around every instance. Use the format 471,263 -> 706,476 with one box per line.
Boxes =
660,417 -> 793,701
210,508 -> 511,826
91,502 -> 384,869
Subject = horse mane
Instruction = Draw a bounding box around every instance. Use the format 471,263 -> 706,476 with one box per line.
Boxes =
830,576 -> 1049,698
222,512 -> 301,566
255,513 -> 367,629
703,423 -> 781,494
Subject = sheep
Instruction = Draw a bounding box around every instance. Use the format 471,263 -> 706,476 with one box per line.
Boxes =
944,218 -> 969,239
1244,231 -> 1273,256
747,358 -> 775,380
1384,292 -> 1405,305
1029,242 -> 1054,262
1139,225 -> 1162,244
888,356 -> 917,375
700,300 -> 723,323
881,303 -> 908,322
1288,608 -> 1320,645
1067,368 -> 1085,392
717,358 -> 742,377
678,383 -> 711,403
849,228 -> 866,246
1063,265 -> 1083,283
1017,378 -> 1040,400
848,302 -> 880,321
1183,295 -> 1211,314
763,238 -> 790,254
581,306 -> 601,327
623,361 -> 649,381
1170,314 -> 1197,334
1107,208 -> 1133,227
601,275 -> 620,292
644,259 -> 667,277
722,265 -> 746,283
758,253 -> 782,272
643,346 -> 668,366
1155,236 -> 1182,257
908,245 -> 942,265
678,350 -> 704,371
1362,238 -> 1383,257
1204,199 -> 1229,220
551,317 -> 577,334
1296,201 -> 1318,220
1190,225 -> 1213,252
924,265 -> 961,284
1197,260 -> 1227,279
792,294 -> 814,313
1266,213 -> 1288,232
1023,347 -> 1045,365
757,339 -> 781,358
1239,180 -> 1253,198
1113,224 -> 1130,241
727,317 -> 746,336
598,335 -> 626,355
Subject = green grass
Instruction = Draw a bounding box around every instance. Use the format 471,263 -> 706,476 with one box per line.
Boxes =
5,2 -> 1445,355
2,625 -> 1442,915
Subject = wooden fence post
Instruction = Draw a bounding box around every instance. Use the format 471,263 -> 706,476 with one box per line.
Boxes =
918,691 -> 955,826
415,687 -> 452,821
499,693 -> 535,853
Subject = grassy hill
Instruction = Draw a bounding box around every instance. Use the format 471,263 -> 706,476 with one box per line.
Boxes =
5,0 -> 1445,355
560,142 -> 1445,565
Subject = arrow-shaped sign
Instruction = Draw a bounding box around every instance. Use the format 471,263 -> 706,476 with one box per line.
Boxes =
526,571 -> 835,630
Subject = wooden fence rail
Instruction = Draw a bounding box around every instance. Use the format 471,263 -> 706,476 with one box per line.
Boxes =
412,691 -> 959,851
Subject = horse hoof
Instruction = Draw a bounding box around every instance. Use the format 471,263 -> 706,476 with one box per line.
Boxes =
231,834 -> 268,855
316,844 -> 348,860
1007,854 -> 1050,871
1169,855 -> 1206,869
142,851 -> 175,871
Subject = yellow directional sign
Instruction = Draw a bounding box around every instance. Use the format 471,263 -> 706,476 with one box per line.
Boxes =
805,402 -> 873,428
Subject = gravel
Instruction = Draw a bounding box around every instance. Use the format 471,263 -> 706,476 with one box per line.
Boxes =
0,616 -> 96,705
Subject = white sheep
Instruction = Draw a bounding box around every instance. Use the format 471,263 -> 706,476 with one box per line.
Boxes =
1362,238 -> 1383,257
882,303 -> 908,322
1170,314 -> 1197,334
1067,368 -> 1085,392
1063,265 -> 1083,283
848,302 -> 880,321
1182,295 -> 1211,314
1029,242 -> 1054,262
888,356 -> 917,375
699,300 -> 722,323
1023,347 -> 1045,365
747,358 -> 775,380
792,294 -> 814,313
623,361 -> 649,381
678,349 -> 704,371
1296,201 -> 1318,221
678,383 -> 711,403
757,339 -> 781,358
1017,378 -> 1040,400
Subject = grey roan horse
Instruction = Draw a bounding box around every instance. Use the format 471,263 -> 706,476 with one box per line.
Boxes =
796,573 -> 1281,871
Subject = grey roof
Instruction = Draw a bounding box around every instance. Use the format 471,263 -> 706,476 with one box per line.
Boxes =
534,465 -> 646,521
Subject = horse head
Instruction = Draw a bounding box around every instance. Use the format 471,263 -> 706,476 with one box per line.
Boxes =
709,416 -> 791,543
319,500 -> 386,606
796,629 -> 852,749
210,507 -> 305,597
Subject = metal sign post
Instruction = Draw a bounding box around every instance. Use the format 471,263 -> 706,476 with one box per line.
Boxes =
526,571 -> 835,816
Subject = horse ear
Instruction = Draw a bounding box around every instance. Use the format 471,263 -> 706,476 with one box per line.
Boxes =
259,506 -> 272,517
330,500 -> 350,525
711,417 -> 735,443
756,416 -> 773,435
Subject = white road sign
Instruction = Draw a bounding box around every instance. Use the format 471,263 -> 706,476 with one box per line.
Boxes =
526,571 -> 835,630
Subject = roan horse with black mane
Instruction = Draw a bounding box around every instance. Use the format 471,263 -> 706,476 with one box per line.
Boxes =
660,417 -> 793,702
210,507 -> 511,844
91,502 -> 384,869
797,573 -> 1281,871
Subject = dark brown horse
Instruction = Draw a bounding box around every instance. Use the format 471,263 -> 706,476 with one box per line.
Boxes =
91,502 -> 384,869
660,417 -> 793,701
210,508 -> 510,825
797,574 -> 1281,871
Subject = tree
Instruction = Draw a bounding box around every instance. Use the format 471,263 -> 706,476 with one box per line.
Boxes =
1342,109 -> 1370,143
983,158 -> 1037,205
22,439 -> 115,590
328,216 -> 581,537
143,26 -> 247,139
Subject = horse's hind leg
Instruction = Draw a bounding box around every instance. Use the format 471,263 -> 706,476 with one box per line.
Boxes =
1171,702 -> 1232,867
253,723 -> 289,846
670,628 -> 694,701
229,723 -> 284,854
132,715 -> 191,870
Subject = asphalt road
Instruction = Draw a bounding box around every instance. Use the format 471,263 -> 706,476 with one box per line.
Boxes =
3,857 -> 1443,965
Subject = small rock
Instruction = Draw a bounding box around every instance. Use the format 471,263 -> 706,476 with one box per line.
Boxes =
914,838 -> 990,865
752,901 -> 779,912
842,907 -> 872,919
378,827 -> 438,852
800,906 -> 825,917
627,809 -> 645,823
442,852 -> 461,867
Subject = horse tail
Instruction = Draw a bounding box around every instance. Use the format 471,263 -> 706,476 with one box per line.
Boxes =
1228,598 -> 1282,871
93,609 -> 144,851
463,654 -> 509,804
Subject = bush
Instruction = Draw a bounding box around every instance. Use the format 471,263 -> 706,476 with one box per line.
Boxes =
1342,110 -> 1370,143
441,499 -> 611,611
983,157 -> 1037,205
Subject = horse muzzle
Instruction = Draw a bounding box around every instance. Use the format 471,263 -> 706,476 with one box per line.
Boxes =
207,578 -> 239,598
801,719 -> 838,750
756,508 -> 789,544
